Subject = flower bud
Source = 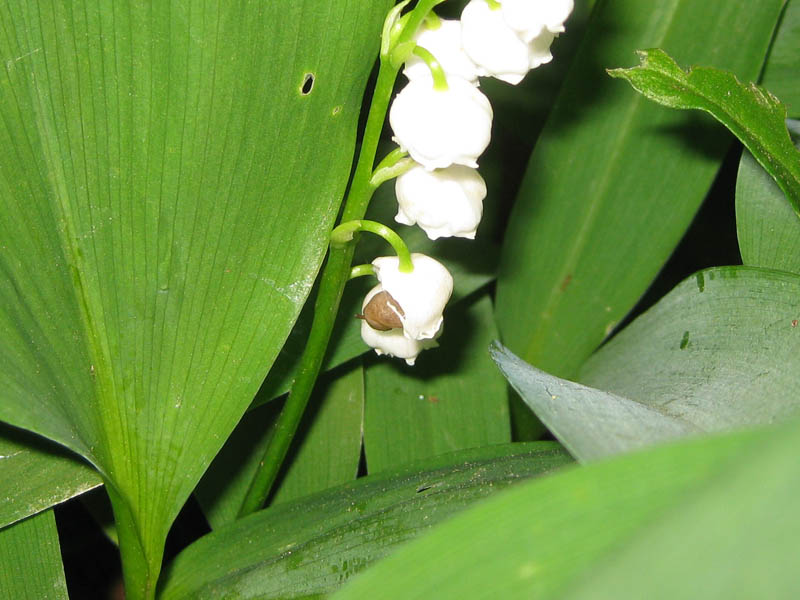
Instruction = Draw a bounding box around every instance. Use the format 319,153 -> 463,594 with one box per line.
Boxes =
403,19 -> 480,84
359,254 -> 453,363
461,0 -> 555,84
395,164 -> 486,240
389,77 -> 492,170
372,253 -> 453,340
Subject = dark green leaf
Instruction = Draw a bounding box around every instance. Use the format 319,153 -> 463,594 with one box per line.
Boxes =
495,0 -> 783,379
159,443 -> 572,599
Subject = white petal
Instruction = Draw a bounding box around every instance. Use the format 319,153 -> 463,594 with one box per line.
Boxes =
395,164 -> 486,240
461,0 -> 532,85
389,77 -> 493,170
372,254 -> 453,340
502,0 -> 574,39
404,19 -> 480,84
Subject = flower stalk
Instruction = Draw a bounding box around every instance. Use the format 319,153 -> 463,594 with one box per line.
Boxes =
237,0 -> 445,518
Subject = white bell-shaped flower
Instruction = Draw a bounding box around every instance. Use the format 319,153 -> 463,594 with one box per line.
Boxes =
403,19 -> 480,84
501,0 -> 574,41
389,77 -> 492,169
360,285 -> 441,366
461,0 -> 554,84
370,253 -> 453,341
395,164 -> 486,240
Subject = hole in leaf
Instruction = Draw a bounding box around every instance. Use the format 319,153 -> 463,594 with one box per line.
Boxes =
301,73 -> 314,95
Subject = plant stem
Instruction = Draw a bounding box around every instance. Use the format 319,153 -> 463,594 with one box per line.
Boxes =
237,0 -> 447,519
331,219 -> 414,272
237,59 -> 399,518
350,263 -> 377,279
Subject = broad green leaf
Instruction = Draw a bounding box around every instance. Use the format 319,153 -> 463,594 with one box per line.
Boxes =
736,120 -> 800,274
0,423 -> 101,529
761,0 -> 800,117
159,442 -> 572,600
608,48 -> 800,215
0,1 -> 390,595
491,343 -> 696,462
580,267 -> 800,429
562,418 -> 800,599
196,363 -> 364,529
333,428 -> 759,599
255,182 -> 498,406
0,510 -> 68,599
364,294 -> 511,473
495,0 -> 783,379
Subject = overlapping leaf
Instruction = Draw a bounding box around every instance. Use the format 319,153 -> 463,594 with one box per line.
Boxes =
160,443 -> 572,599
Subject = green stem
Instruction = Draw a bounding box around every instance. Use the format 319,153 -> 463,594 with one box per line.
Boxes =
331,219 -> 414,273
350,263 -> 376,279
237,0 -> 448,520
237,54 -> 401,519
412,45 -> 449,91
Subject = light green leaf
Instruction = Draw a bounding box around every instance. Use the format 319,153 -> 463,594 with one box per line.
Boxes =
491,343 -> 696,462
0,510 -> 68,599
495,0 -> 783,380
159,442 -> 572,600
760,0 -> 800,117
736,120 -> 800,274
196,363 -> 364,529
562,418 -> 800,599
580,266 -> 800,429
0,1 -> 390,595
608,47 -> 800,215
332,428 -> 759,599
364,295 -> 511,473
0,424 -> 101,529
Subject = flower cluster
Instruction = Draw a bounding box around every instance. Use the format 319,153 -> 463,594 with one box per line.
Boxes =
360,0 -> 573,364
